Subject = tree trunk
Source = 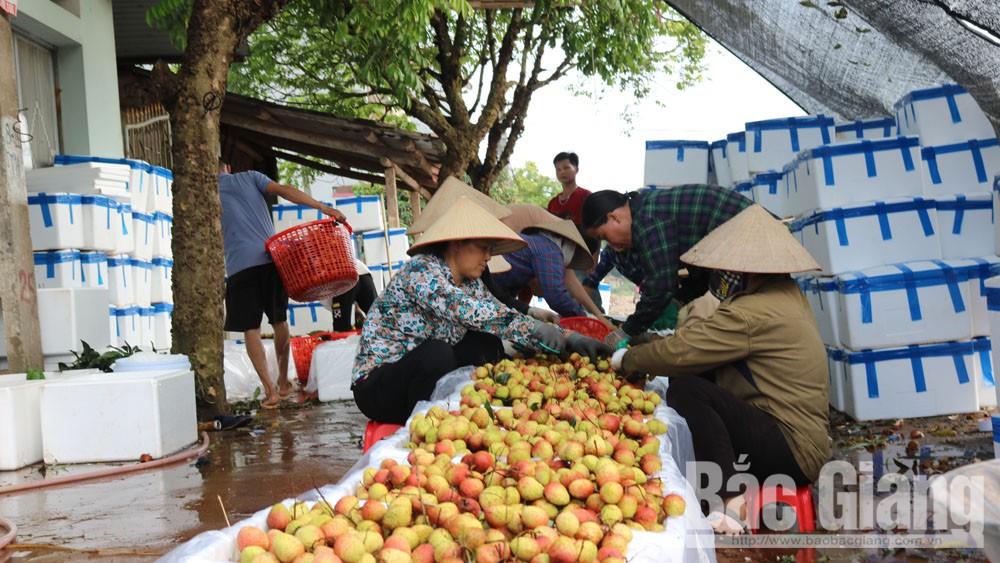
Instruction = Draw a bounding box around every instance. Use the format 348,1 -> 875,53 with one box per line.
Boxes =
170,0 -> 244,414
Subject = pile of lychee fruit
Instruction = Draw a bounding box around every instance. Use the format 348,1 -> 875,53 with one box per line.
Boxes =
233,354 -> 686,563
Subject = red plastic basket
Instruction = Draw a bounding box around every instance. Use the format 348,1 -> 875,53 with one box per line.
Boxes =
559,316 -> 611,341
265,218 -> 359,302
290,330 -> 359,385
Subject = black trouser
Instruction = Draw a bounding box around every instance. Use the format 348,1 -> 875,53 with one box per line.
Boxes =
352,331 -> 505,424
667,375 -> 810,506
331,273 -> 377,331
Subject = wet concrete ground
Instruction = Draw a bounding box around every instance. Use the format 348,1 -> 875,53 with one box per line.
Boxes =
0,400 -> 369,561
0,402 -> 993,562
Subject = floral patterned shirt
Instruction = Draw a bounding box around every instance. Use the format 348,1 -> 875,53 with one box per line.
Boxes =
352,253 -> 537,383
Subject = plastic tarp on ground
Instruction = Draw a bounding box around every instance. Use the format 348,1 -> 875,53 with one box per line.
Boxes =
222,340 -> 281,402
666,0 -> 1000,135
160,369 -> 715,563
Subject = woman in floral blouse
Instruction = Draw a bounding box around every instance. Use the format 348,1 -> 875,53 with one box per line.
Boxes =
352,197 -> 606,424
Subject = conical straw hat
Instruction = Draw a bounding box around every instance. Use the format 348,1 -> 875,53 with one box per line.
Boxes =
680,205 -> 820,274
502,205 -> 594,270
407,176 -> 511,234
408,196 -> 526,256
487,255 -> 512,274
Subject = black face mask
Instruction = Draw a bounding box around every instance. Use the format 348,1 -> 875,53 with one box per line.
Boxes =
709,270 -> 747,300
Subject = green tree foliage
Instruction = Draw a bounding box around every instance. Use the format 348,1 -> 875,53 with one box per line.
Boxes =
491,161 -> 561,207
229,0 -> 706,192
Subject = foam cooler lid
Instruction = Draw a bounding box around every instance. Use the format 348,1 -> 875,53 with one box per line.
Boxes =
114,352 -> 191,372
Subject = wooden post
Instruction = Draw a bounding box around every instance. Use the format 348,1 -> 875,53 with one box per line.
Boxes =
411,192 -> 422,221
0,16 -> 44,372
384,165 -> 400,229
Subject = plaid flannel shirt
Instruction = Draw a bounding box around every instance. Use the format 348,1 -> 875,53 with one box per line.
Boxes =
623,185 -> 752,336
493,233 -> 585,317
584,246 -> 645,288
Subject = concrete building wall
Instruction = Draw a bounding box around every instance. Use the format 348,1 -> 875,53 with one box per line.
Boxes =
12,0 -> 124,158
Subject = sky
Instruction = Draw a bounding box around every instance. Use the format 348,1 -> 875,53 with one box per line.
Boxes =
507,40 -> 806,192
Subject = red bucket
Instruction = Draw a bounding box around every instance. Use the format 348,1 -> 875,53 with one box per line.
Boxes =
265,218 -> 358,302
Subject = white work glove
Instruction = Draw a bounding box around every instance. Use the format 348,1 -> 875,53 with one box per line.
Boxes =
527,307 -> 559,323
611,348 -> 628,372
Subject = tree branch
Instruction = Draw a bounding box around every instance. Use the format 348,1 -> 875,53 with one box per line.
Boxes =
430,9 -> 471,126
473,9 -> 524,137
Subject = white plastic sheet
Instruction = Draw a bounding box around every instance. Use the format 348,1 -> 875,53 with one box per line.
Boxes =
305,336 -> 361,400
161,367 -> 716,563
929,459 -> 1000,562
222,340 -> 280,402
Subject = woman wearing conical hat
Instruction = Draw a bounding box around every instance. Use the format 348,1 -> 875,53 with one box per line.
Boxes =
611,205 -> 830,534
351,197 -> 605,424
493,205 -> 614,331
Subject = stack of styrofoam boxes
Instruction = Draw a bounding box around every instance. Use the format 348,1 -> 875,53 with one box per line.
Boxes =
37,156 -> 173,352
642,140 -> 710,188
710,139 -> 732,188
341,194 -> 411,311
14,159 -> 139,359
790,84 -> 1000,420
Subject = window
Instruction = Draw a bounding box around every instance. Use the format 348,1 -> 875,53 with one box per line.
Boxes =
13,33 -> 59,169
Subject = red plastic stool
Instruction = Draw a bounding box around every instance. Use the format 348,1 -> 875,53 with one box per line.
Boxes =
747,484 -> 816,563
362,421 -> 403,453
746,484 -> 815,533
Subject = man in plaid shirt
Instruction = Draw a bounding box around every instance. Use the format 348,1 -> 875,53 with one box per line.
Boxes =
582,185 -> 753,345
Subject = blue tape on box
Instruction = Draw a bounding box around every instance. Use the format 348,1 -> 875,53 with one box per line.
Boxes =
805,136 -> 918,186
921,138 -> 997,185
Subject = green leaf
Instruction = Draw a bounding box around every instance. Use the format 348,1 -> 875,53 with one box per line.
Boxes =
834,7 -> 848,19
26,369 -> 45,380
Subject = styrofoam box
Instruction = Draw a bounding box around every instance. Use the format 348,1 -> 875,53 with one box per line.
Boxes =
826,347 -> 846,412
797,276 -> 840,346
149,166 -> 174,214
954,256 -> 1000,337
334,195 -> 385,233
920,138 -> 1000,198
287,301 -> 333,336
985,277 -> 1000,405
110,306 -> 141,347
80,195 -> 119,252
835,261 -> 974,350
726,131 -> 751,184
894,84 -> 996,146
138,307 -> 155,348
272,203 -> 332,234
151,257 -> 173,303
116,203 -> 135,255
53,156 -> 150,210
934,194 -> 994,259
994,176 -> 1000,255
131,258 -> 153,308
312,336 -> 361,402
132,211 -> 155,261
33,250 -> 81,290
369,260 -> 406,293
152,303 -> 173,350
362,228 -> 410,266
839,340 -> 981,421
710,139 -> 732,187
784,136 -> 923,218
748,171 -> 789,218
733,181 -> 754,201
153,212 -> 173,258
643,140 -> 710,187
599,282 -> 611,308
27,193 -> 84,250
834,117 -> 895,142
107,255 -> 134,307
28,161 -> 130,198
40,369 -> 197,463
745,115 -> 834,174
79,251 -> 108,289
0,288 -> 110,357
790,197 -> 942,275
0,377 -> 44,470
